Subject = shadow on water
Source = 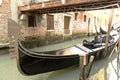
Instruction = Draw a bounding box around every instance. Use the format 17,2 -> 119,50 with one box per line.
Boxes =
0,48 -> 9,55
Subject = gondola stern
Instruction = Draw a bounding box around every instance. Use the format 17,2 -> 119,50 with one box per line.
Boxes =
16,57 -> 31,76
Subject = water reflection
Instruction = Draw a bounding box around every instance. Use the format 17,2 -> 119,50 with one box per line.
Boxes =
46,53 -> 119,80
47,66 -> 79,80
30,36 -> 94,52
21,28 -> 95,52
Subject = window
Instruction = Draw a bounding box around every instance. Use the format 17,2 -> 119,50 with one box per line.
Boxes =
28,15 -> 36,27
75,13 -> 78,20
84,15 -> 87,22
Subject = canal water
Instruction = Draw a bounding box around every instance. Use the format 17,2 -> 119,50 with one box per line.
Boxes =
0,36 -> 119,80
0,51 -> 119,80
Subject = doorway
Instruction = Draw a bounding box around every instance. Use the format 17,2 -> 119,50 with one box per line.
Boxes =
47,15 -> 54,30
64,16 -> 71,34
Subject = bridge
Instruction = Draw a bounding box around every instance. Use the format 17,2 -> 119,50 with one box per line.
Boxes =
19,0 -> 120,14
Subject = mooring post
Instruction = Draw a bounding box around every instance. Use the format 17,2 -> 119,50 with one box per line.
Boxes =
86,55 -> 94,77
79,54 -> 95,80
117,39 -> 120,80
109,37 -> 120,58
79,54 -> 87,80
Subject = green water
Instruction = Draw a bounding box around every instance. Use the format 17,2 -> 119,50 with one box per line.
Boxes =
0,54 -> 80,80
31,36 -> 94,52
0,54 -> 45,80
0,35 -> 119,80
0,36 -> 94,80
0,53 -> 118,80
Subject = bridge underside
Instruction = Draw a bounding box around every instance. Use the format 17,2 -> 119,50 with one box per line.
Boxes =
19,0 -> 120,14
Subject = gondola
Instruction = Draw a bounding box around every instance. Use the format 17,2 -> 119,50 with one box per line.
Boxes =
100,27 -> 107,34
17,30 -> 119,76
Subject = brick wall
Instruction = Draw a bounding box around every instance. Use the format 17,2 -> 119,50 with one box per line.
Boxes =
0,0 -> 11,43
21,26 -> 46,38
19,0 -> 108,12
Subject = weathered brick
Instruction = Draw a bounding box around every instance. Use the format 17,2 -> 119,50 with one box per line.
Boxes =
0,0 -> 11,43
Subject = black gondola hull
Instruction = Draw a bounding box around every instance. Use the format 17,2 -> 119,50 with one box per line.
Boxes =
18,48 -> 79,75
17,40 -> 116,75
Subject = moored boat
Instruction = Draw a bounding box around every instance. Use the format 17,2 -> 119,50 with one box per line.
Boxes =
100,27 -> 107,34
17,30 -> 119,75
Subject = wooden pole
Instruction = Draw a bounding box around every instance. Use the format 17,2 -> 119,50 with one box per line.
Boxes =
104,9 -> 114,57
79,56 -> 85,80
109,37 -> 120,58
117,44 -> 120,80
86,55 -> 94,77
79,54 -> 94,80
79,54 -> 88,80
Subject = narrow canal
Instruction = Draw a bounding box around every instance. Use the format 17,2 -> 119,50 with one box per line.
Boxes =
0,51 -> 119,80
0,36 -> 119,80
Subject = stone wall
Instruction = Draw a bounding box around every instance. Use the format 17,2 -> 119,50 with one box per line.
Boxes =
20,12 -> 95,37
0,0 -> 11,43
20,10 -> 111,37
20,14 -> 47,38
